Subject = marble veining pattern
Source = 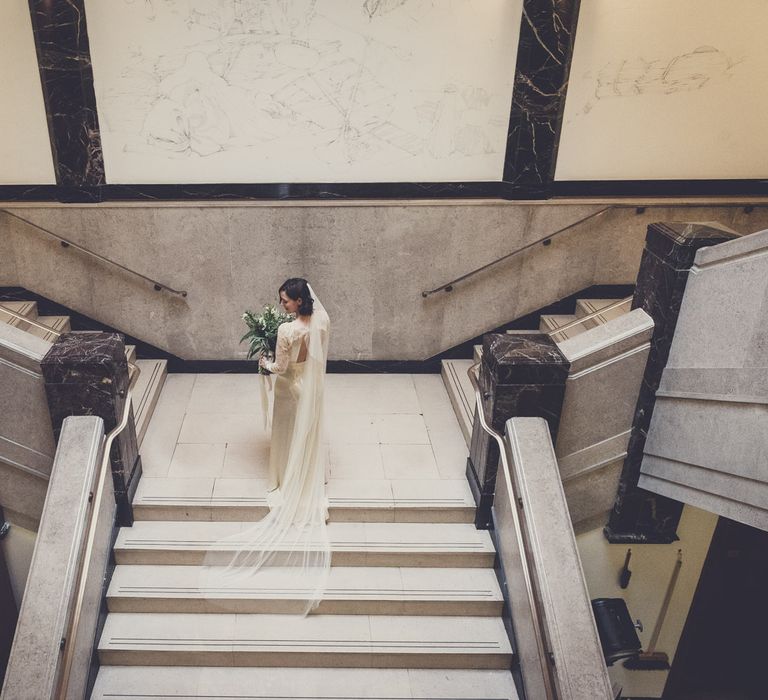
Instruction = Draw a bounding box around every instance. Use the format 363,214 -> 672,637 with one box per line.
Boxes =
28,0 -> 105,196
469,332 -> 569,526
606,222 -> 739,543
503,0 -> 580,192
41,331 -> 140,525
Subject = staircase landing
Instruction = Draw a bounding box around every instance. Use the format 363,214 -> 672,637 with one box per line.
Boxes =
93,373 -> 517,699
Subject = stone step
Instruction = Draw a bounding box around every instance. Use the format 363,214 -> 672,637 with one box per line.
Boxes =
538,313 -> 589,342
133,477 -> 475,523
132,359 -> 168,446
575,298 -> 632,327
91,665 -> 519,698
27,314 -> 70,342
440,360 -> 475,448
97,612 -> 513,669
107,565 -> 503,616
0,301 -> 38,330
114,521 -> 496,568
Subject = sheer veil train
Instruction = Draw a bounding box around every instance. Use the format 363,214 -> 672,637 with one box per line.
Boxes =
201,284 -> 331,615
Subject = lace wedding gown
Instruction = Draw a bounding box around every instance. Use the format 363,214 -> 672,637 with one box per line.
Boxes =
266,321 -> 321,507
203,287 -> 330,614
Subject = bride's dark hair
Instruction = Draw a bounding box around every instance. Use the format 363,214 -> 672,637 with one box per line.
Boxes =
279,278 -> 314,315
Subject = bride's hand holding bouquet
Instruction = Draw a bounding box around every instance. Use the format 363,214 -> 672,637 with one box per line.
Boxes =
241,305 -> 291,375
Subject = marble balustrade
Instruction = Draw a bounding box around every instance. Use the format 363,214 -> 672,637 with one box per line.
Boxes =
639,228 -> 768,531
555,308 -> 654,531
0,322 -> 55,531
2,417 -> 114,700
493,417 -> 613,700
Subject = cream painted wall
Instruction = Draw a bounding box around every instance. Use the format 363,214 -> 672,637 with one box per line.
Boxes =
577,506 -> 718,698
556,0 -> 768,180
2,202 -> 766,362
0,0 -> 56,185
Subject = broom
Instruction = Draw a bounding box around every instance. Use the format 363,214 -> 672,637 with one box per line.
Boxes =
624,549 -> 683,671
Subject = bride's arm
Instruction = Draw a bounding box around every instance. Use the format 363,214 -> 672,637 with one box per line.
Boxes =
260,323 -> 291,374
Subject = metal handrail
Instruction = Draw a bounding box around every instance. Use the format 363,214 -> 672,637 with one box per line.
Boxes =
0,303 -> 141,388
1,209 -> 188,298
421,206 -> 613,298
467,362 -> 558,699
545,296 -> 633,336
55,392 -> 133,697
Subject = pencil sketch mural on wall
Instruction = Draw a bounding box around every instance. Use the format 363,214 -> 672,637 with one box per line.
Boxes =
555,0 -> 768,181
584,46 -> 739,114
85,0 -> 520,184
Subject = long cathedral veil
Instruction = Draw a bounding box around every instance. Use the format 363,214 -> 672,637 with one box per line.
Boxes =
201,284 -> 330,615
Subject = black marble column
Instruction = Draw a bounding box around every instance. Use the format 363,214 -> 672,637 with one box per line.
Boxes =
468,332 -> 569,528
41,332 -> 140,526
605,222 -> 739,543
503,0 -> 581,195
27,0 -> 104,202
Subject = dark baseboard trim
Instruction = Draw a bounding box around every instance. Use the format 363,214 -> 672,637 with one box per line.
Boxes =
466,457 -> 495,530
2,180 -> 768,203
489,507 -> 526,698
466,458 -> 482,507
0,181 -> 548,203
603,524 -> 680,546
553,179 -> 768,198
85,512 -> 121,700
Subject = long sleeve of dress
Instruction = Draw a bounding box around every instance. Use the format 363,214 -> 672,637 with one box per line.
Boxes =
264,323 -> 291,375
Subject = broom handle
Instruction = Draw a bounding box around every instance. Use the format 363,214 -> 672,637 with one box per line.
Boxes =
647,549 -> 683,652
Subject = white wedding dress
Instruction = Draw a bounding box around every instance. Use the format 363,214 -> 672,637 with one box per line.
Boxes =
202,286 -> 330,614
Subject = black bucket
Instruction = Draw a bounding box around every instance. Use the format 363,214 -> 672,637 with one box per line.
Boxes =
591,597 -> 642,666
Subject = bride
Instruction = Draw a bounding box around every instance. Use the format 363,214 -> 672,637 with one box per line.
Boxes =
259,278 -> 328,509
204,278 -> 330,614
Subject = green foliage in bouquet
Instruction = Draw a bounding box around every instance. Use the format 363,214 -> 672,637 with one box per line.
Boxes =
241,305 -> 292,374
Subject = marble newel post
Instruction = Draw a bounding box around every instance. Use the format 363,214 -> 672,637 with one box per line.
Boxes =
41,332 -> 140,526
605,222 -> 739,543
468,332 -> 569,528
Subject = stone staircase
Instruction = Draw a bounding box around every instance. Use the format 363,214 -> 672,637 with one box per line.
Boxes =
0,299 -> 167,444
91,376 -> 519,699
442,296 -> 632,445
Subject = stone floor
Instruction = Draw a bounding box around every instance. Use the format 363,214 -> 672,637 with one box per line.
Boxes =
140,372 -> 468,484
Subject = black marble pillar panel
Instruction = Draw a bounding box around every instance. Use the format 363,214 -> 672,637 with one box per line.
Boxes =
27,0 -> 104,202
503,0 -> 581,194
606,222 -> 739,543
468,332 -> 569,528
41,332 -> 140,526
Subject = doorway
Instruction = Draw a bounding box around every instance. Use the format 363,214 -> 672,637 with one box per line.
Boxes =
664,516 -> 768,700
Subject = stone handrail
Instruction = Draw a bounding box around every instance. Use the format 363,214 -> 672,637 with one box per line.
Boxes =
1,417 -> 115,700
497,417 -> 613,699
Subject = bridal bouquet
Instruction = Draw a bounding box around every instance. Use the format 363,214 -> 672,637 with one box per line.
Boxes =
241,305 -> 291,374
